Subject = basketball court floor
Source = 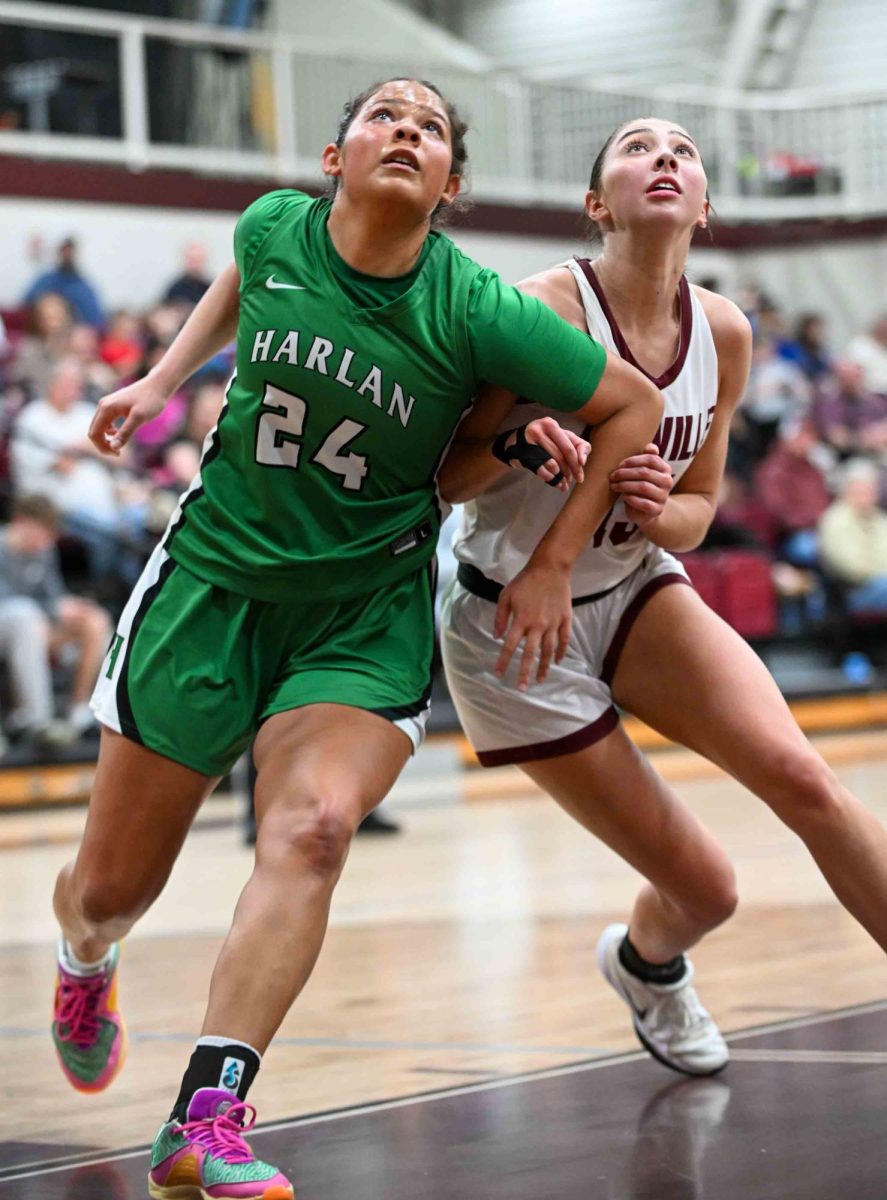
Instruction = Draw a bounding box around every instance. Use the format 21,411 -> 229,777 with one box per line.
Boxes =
2,729 -> 887,1198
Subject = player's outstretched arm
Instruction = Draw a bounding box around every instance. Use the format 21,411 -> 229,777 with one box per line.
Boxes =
89,262 -> 241,456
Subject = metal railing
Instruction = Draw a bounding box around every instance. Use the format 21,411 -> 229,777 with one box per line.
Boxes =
1,1 -> 886,221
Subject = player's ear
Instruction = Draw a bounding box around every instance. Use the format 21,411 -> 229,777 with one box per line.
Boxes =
321,142 -> 342,180
585,188 -> 612,232
696,197 -> 710,231
436,172 -> 461,209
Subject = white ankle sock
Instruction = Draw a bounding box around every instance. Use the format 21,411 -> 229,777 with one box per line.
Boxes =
58,936 -> 114,977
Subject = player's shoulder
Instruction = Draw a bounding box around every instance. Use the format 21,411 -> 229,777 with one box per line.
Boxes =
690,284 -> 752,354
240,188 -> 315,224
515,264 -> 584,327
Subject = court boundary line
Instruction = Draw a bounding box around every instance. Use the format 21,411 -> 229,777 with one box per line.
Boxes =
3,996 -> 886,1185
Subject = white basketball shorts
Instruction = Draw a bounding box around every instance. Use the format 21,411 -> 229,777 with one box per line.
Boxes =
440,547 -> 691,766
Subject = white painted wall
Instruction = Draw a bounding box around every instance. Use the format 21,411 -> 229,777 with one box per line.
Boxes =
0,196 -> 882,350
0,198 -> 239,314
404,0 -> 887,93
264,0 -> 491,70
437,0 -> 728,88
792,0 -> 887,91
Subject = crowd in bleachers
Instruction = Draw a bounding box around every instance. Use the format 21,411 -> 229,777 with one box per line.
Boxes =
0,236 -> 229,752
689,283 -> 887,661
0,235 -> 886,750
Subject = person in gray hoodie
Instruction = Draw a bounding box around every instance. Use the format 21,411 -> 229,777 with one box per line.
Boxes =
0,494 -> 110,746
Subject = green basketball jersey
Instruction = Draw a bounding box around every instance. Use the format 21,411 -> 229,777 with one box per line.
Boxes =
165,190 -> 607,603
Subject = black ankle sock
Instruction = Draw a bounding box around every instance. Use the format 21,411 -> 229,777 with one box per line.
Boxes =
618,932 -> 687,985
170,1040 -> 261,1123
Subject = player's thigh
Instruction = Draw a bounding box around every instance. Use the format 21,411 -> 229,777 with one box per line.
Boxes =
611,583 -> 813,795
252,703 -> 412,862
72,726 -> 218,913
95,545 -> 264,777
522,722 -> 735,914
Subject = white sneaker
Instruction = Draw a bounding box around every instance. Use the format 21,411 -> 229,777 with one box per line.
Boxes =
596,923 -> 728,1077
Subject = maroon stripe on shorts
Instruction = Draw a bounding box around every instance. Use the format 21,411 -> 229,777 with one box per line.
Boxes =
476,706 -> 620,767
601,573 -> 691,685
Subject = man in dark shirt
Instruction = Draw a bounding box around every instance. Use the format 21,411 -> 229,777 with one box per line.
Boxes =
162,241 -> 212,308
755,416 -> 832,567
23,236 -> 105,329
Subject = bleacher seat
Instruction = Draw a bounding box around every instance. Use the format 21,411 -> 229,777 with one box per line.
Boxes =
717,549 -> 778,638
679,549 -> 778,639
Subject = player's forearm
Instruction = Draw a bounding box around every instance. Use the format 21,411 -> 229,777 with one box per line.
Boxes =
438,437 -> 509,503
641,493 -> 716,552
149,263 -> 240,396
528,396 -> 662,571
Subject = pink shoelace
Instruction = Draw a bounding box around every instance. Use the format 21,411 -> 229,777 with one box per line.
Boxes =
55,969 -> 108,1047
175,1103 -> 257,1165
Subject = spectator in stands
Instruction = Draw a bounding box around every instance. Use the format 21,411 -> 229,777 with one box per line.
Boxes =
736,283 -> 782,340
756,415 -> 832,569
163,241 -> 212,308
10,358 -> 134,582
0,494 -> 111,746
737,334 -> 810,463
186,376 -> 226,446
778,312 -> 831,383
6,292 -> 73,403
847,314 -> 887,397
100,310 -> 143,381
701,471 -> 771,550
819,458 -> 887,614
68,323 -> 115,405
813,359 -> 887,458
23,236 -> 105,330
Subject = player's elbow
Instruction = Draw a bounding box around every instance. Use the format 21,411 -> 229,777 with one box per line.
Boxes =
438,472 -> 464,504
437,458 -> 471,505
637,375 -> 664,435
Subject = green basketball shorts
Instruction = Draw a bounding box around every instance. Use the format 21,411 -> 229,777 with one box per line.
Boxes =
91,543 -> 435,776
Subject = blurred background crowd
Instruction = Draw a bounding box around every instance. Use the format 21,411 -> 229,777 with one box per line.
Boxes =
1,232 -> 886,753
0,235 -> 228,751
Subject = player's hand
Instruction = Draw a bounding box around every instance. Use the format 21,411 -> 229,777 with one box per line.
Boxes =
89,376 -> 169,456
608,443 -> 674,528
501,418 -> 589,492
493,562 -> 573,690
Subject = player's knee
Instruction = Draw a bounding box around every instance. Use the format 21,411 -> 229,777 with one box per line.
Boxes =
679,860 -> 737,931
270,798 -> 357,876
766,748 -> 842,829
77,874 -> 152,933
702,866 -> 739,928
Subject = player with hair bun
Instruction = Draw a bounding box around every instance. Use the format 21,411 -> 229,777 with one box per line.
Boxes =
441,116 -> 887,1077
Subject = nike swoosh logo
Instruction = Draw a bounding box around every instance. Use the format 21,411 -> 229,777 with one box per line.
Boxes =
266,275 -> 307,290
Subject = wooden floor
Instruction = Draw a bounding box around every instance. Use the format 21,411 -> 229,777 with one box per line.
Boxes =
2,729 -> 887,1169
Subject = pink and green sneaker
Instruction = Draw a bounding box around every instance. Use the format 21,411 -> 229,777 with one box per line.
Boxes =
149,1088 -> 294,1200
51,942 -> 127,1093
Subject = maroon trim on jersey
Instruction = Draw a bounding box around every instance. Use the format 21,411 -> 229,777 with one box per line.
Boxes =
476,706 -> 620,768
574,259 -> 692,389
601,573 -> 692,686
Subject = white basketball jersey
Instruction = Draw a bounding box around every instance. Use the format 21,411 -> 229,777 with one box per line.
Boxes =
454,258 -> 720,595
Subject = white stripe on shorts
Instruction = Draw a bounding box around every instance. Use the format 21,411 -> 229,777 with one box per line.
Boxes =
90,542 -> 172,734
